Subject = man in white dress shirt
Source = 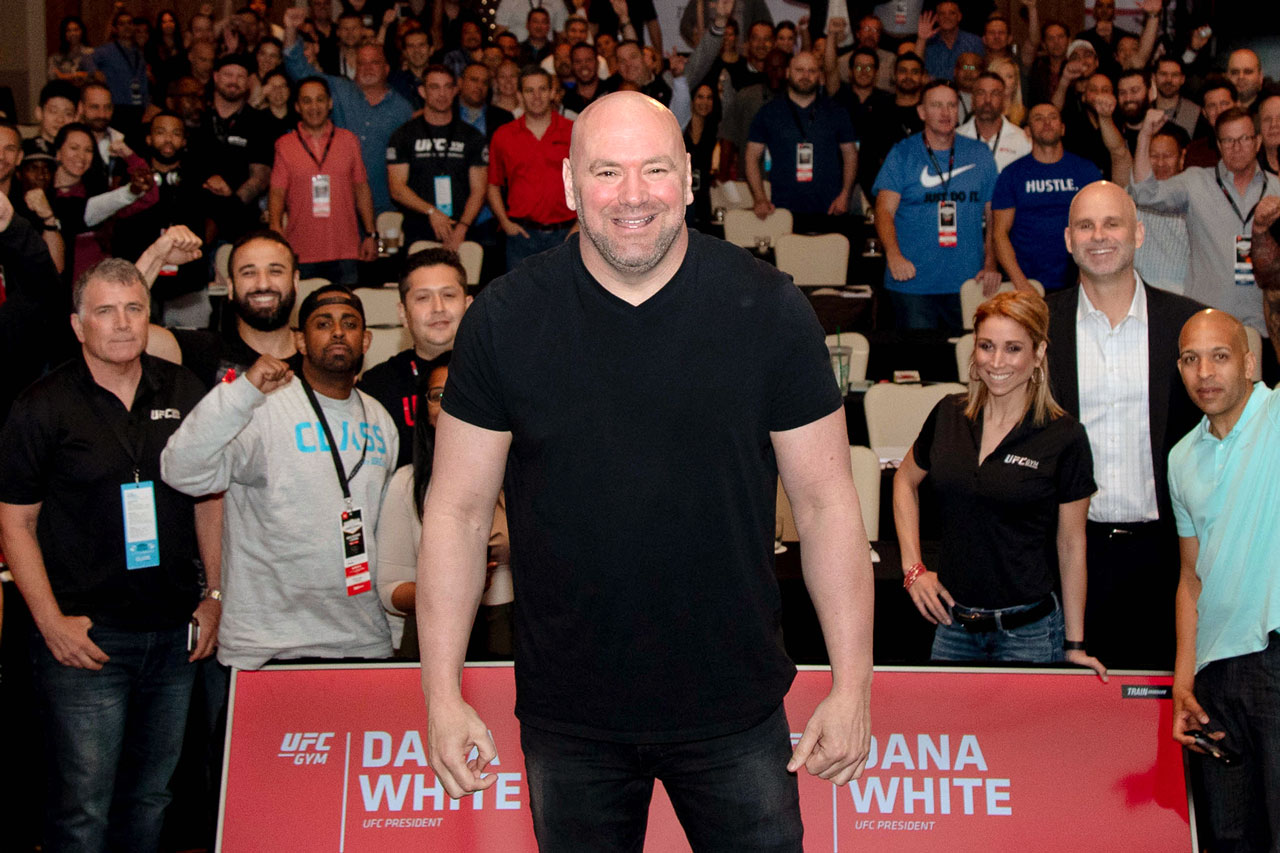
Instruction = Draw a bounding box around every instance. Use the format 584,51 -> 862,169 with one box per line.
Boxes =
1044,181 -> 1203,670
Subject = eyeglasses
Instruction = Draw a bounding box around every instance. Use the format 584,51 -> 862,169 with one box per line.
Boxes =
1218,133 -> 1257,148
427,388 -> 445,403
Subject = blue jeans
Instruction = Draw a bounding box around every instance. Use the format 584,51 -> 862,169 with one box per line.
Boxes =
505,225 -> 572,273
931,596 -> 1066,664
31,624 -> 196,853
298,259 -> 359,286
1190,633 -> 1280,853
520,704 -> 803,852
888,290 -> 963,332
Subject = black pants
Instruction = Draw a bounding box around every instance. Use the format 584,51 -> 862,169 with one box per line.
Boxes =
1084,520 -> 1179,670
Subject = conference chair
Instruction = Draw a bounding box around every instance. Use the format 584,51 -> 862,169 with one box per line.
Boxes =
954,333 -> 974,384
959,279 -> 1044,330
824,331 -> 871,387
777,233 -> 850,286
863,382 -> 967,463
722,207 -> 793,249
775,445 -> 882,544
362,326 -> 412,376
353,286 -> 402,327
709,179 -> 769,213
404,240 -> 483,285
288,277 -> 332,328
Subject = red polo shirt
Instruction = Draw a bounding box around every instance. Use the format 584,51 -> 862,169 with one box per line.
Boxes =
488,112 -> 575,226
270,122 -> 368,263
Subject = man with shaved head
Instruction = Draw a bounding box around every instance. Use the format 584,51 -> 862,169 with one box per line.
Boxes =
418,90 -> 875,849
1045,180 -> 1203,670
1168,306 -> 1280,852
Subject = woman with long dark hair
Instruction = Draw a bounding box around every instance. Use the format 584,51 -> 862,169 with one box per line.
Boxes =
48,16 -> 94,83
894,291 -> 1107,677
683,81 -> 721,231
38,123 -> 157,281
375,355 -> 512,659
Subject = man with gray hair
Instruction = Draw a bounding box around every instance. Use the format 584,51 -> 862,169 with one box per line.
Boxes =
420,90 -> 874,849
0,257 -> 219,853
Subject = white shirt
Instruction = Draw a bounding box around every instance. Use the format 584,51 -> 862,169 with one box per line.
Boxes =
1076,276 -> 1160,523
957,115 -> 1032,173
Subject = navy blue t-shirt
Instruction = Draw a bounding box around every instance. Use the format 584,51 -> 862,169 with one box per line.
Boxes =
992,152 -> 1102,291
748,94 -> 855,215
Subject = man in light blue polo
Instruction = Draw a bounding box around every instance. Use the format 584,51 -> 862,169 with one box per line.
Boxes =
1168,307 -> 1280,852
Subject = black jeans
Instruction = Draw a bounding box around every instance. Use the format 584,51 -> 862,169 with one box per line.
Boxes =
520,704 -> 803,852
1191,634 -> 1280,852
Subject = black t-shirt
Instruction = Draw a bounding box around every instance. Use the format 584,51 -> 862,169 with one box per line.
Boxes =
387,116 -> 487,238
112,165 -> 207,301
832,85 -> 897,196
171,326 -> 303,391
358,348 -> 446,469
188,103 -> 273,189
0,355 -> 206,629
912,395 -> 1096,609
187,103 -> 273,240
444,231 -> 842,742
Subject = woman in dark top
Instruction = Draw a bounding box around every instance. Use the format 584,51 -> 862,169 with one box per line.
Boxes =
894,291 -> 1106,676
683,82 -> 721,231
257,70 -> 298,141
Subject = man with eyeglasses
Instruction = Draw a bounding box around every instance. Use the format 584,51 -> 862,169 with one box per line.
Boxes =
1133,106 -> 1280,367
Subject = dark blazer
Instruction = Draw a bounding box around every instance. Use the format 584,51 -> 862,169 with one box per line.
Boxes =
1045,283 -> 1204,523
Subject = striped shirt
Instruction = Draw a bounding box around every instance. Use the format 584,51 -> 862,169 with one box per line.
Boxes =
1076,278 -> 1160,523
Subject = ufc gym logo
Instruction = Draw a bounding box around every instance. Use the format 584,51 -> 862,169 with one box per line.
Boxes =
278,732 -> 335,765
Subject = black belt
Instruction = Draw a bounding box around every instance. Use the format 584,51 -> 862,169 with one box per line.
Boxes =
951,595 -> 1056,633
1086,520 -> 1163,540
514,217 -> 575,232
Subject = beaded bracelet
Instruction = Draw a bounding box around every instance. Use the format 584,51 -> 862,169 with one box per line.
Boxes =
903,563 -> 926,590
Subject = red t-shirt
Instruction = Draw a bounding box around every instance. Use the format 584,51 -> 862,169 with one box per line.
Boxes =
488,113 -> 575,226
270,123 -> 368,263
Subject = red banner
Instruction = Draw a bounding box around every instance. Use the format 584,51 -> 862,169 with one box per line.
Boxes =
218,664 -> 1192,852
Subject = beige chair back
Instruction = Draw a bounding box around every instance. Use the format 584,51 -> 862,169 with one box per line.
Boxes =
954,333 -> 974,384
959,279 -> 1044,330
362,326 -> 412,376
863,382 -> 967,462
722,207 -> 793,249
777,233 -> 850,286
775,445 -> 882,543
823,331 -> 871,386
353,286 -> 402,327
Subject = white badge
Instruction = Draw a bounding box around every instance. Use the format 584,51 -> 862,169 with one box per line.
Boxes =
796,142 -> 815,183
311,174 -> 331,218
342,508 -> 372,596
1235,235 -> 1253,285
121,481 -> 160,570
938,200 -> 957,248
433,175 -> 454,218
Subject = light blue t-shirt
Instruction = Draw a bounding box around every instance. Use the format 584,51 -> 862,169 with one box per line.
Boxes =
873,133 -> 998,294
1169,382 -> 1280,672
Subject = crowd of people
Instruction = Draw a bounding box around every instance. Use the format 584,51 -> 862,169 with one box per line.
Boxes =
1,0 -> 1279,851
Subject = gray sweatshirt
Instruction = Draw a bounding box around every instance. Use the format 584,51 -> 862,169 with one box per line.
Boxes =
161,375 -> 399,669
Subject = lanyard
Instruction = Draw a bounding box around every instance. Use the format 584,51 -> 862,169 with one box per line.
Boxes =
1214,164 -> 1263,228
924,138 -> 956,195
299,376 -> 369,505
114,41 -> 142,77
788,99 -> 814,143
85,377 -> 149,483
295,125 -> 336,171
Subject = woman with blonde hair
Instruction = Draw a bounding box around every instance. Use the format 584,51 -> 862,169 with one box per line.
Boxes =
894,290 -> 1106,676
987,55 -> 1025,126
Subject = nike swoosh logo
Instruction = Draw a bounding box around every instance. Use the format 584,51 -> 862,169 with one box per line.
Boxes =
919,163 -> 977,188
